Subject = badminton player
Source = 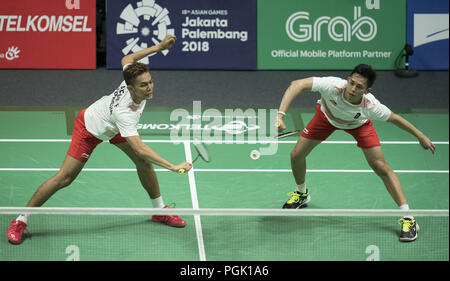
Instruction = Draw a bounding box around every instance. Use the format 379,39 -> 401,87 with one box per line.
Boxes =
7,34 -> 192,244
275,64 -> 435,242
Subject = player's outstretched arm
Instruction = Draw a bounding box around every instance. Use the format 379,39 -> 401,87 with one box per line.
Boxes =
121,34 -> 176,67
388,112 -> 436,154
126,135 -> 192,172
276,77 -> 313,131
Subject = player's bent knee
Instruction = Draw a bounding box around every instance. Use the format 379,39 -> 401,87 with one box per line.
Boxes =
130,152 -> 147,166
369,160 -> 391,177
53,174 -> 76,189
134,158 -> 152,171
290,149 -> 307,160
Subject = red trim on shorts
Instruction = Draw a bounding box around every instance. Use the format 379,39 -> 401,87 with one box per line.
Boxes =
67,109 -> 131,162
301,104 -> 381,148
67,109 -> 103,162
109,133 -> 127,145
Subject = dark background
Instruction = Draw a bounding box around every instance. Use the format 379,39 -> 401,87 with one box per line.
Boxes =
0,0 -> 448,110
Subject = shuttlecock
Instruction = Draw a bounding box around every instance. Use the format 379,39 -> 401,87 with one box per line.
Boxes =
250,150 -> 261,160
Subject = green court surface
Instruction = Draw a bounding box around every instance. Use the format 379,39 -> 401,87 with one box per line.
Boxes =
0,107 -> 448,261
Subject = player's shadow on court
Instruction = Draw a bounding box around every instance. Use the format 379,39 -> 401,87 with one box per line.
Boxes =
259,214 -> 399,239
27,218 -> 165,240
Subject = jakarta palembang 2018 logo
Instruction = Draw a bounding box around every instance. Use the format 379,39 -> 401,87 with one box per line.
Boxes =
116,0 -> 174,64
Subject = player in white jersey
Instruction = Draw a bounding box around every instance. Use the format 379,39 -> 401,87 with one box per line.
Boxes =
276,64 -> 435,242
7,35 -> 192,244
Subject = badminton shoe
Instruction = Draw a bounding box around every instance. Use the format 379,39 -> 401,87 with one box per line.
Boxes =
152,203 -> 186,228
398,217 -> 419,242
282,190 -> 311,209
7,219 -> 29,244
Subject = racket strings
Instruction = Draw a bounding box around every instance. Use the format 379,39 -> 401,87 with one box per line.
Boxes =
194,143 -> 211,162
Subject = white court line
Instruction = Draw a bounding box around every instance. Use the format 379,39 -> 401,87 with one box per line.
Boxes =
2,139 -> 445,174
0,139 -> 448,145
183,142 -> 206,262
0,168 -> 447,173
192,169 -> 450,174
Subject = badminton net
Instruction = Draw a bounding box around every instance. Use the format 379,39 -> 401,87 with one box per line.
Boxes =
0,207 -> 448,261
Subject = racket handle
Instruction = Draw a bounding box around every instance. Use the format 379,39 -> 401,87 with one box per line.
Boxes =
178,168 -> 186,174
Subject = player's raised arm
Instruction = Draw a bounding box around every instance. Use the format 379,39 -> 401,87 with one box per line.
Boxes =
276,77 -> 314,131
121,34 -> 176,67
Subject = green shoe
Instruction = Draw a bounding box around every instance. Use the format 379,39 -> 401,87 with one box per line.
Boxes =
282,190 -> 311,209
398,217 -> 419,242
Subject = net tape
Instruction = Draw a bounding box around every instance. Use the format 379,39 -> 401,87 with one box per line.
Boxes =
0,207 -> 448,217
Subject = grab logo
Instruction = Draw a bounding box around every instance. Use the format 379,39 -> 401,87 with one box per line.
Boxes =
286,4 -> 378,43
116,0 -> 174,64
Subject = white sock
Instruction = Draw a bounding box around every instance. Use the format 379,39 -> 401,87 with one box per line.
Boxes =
16,213 -> 29,224
151,196 -> 165,208
399,204 -> 414,219
399,204 -> 410,211
296,183 -> 307,194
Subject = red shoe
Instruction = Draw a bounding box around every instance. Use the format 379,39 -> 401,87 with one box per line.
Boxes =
152,203 -> 186,228
7,219 -> 29,244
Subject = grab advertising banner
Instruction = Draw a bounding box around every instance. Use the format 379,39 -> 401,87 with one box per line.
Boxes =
106,0 -> 256,69
258,0 -> 406,70
0,0 -> 96,69
407,0 -> 449,70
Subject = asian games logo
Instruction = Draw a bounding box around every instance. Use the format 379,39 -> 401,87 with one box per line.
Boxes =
116,0 -> 174,64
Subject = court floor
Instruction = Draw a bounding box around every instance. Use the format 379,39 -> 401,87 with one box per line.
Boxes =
0,107 -> 448,261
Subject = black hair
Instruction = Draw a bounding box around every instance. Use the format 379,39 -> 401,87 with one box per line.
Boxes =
123,62 -> 150,86
350,64 -> 376,88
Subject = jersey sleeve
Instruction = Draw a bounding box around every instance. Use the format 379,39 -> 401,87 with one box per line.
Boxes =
311,77 -> 345,98
366,100 -> 392,121
114,110 -> 140,138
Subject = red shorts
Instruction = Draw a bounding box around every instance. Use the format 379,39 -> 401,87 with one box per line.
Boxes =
300,104 -> 381,148
67,109 -> 127,162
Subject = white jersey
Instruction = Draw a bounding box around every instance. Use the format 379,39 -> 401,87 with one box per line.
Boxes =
84,79 -> 146,141
312,76 -> 391,130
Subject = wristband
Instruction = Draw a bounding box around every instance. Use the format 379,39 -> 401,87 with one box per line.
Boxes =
277,111 -> 286,116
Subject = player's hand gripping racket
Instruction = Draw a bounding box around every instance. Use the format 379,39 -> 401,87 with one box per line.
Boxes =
274,119 -> 300,139
178,140 -> 211,174
275,130 -> 300,139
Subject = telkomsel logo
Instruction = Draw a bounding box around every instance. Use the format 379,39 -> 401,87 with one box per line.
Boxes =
116,0 -> 174,64
0,46 -> 20,61
286,4 -> 378,42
